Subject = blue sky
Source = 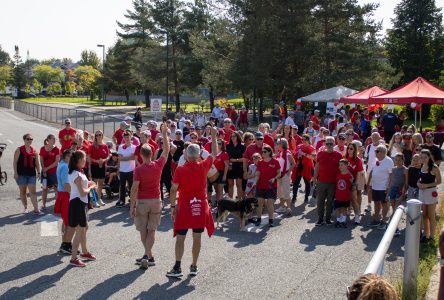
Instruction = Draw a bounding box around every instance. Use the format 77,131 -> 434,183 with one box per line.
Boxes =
1,0 -> 443,61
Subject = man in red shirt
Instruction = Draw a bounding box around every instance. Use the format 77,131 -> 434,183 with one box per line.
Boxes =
223,118 -> 234,143
258,123 -> 275,150
313,136 -> 343,226
166,127 -> 217,278
243,132 -> 266,173
147,120 -> 160,141
113,122 -> 126,149
130,124 -> 169,269
58,119 -> 77,152
311,110 -> 321,131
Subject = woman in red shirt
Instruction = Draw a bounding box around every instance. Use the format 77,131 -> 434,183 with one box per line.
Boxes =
237,106 -> 249,132
292,134 -> 316,203
88,130 -> 110,206
39,134 -> 60,209
254,144 -> 281,227
135,131 -> 149,167
345,142 -> 365,224
212,139 -> 229,202
272,124 -> 296,153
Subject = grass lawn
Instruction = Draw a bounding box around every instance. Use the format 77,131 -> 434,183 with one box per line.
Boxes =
23,97 -> 124,106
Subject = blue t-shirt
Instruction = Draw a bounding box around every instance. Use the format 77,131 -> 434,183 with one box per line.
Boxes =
56,161 -> 69,192
382,113 -> 398,132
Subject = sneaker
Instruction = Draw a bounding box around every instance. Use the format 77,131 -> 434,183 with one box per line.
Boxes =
285,208 -> 292,216
80,252 -> 97,261
315,219 -> 324,226
70,258 -> 86,267
136,254 -> 148,265
304,197 -> 309,203
377,221 -> 387,230
115,201 -> 125,208
394,228 -> 401,237
166,267 -> 183,278
23,208 -> 29,214
368,220 -> 380,227
93,202 -> 100,208
325,219 -> 333,226
59,244 -> 72,255
354,215 -> 361,225
335,221 -> 341,228
147,257 -> 155,266
33,210 -> 43,216
275,207 -> 286,213
255,218 -> 262,226
190,265 -> 199,276
98,199 -> 106,206
141,258 -> 149,270
247,218 -> 257,224
41,206 -> 46,211
364,205 -> 372,213
269,219 -> 274,227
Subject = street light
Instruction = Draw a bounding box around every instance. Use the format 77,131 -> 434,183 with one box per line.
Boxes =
97,44 -> 105,105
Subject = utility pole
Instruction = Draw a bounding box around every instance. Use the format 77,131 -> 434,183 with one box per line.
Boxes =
97,44 -> 105,105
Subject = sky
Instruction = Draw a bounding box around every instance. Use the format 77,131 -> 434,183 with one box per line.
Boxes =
1,0 -> 444,62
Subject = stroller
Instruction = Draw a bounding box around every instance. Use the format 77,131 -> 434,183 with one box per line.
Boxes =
0,143 -> 7,185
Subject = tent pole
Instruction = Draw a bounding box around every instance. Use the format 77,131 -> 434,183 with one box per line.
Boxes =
414,110 -> 417,128
420,106 -> 422,132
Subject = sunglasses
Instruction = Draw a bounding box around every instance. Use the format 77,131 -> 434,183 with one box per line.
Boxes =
123,135 -> 130,138
415,148 -> 422,151
26,138 -> 33,141
375,150 -> 380,153
262,150 -> 270,154
339,137 -> 346,140
325,143 -> 334,146
65,123 -> 71,125
346,133 -> 353,136
95,134 -> 103,137
347,148 -> 354,150
224,121 -> 231,124
256,138 -> 264,140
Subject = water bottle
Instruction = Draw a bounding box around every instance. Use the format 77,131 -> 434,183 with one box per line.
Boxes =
42,175 -> 47,189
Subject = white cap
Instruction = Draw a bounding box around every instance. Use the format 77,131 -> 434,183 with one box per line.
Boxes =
124,116 -> 132,121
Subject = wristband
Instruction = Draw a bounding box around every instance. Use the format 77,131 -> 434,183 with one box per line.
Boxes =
171,205 -> 176,208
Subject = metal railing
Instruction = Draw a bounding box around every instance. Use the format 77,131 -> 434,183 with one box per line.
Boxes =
13,100 -> 125,139
0,98 -> 12,109
363,199 -> 422,299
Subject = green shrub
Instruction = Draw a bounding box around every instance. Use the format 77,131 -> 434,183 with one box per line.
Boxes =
430,104 -> 444,124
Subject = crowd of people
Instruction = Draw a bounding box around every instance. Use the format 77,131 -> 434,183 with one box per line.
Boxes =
11,103 -> 443,280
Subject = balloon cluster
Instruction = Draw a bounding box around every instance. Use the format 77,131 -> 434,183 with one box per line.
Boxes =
410,102 -> 421,111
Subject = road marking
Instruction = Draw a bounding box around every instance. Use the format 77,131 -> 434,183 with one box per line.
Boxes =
1,111 -> 57,131
36,214 -> 60,237
7,139 -> 13,144
1,111 -> 22,121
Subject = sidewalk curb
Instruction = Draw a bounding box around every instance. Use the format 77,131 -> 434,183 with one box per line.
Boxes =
425,262 -> 440,300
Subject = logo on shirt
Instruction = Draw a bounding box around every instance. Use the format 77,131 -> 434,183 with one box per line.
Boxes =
337,179 -> 347,191
190,198 -> 202,204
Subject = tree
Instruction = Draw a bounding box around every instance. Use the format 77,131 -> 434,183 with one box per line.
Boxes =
0,81 -> 6,94
0,45 -> 11,65
33,65 -> 65,86
74,65 -> 101,98
47,83 -> 62,96
79,50 -> 102,70
12,46 -> 26,98
32,79 -> 43,95
24,83 -> 31,95
0,65 -> 12,82
386,0 -> 444,83
65,81 -> 76,95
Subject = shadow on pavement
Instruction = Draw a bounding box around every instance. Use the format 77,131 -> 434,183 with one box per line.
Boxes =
359,226 -> 404,259
299,226 -> 354,251
88,205 -> 134,227
134,277 -> 195,300
0,253 -> 64,285
78,269 -> 144,300
1,266 -> 69,299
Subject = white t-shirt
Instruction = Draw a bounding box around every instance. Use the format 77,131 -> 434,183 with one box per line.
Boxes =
365,144 -> 378,173
371,156 -> 394,190
68,170 -> 88,203
277,151 -> 292,173
245,164 -> 257,194
284,117 -> 295,126
118,144 -> 136,172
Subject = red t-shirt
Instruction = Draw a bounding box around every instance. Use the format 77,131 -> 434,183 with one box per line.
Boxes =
316,150 -> 342,183
223,128 -> 234,143
204,141 -> 212,153
214,151 -> 229,171
243,143 -> 264,165
150,129 -> 160,141
264,134 -> 275,151
89,144 -> 110,165
311,115 -> 320,131
148,139 -> 158,153
113,129 -> 124,145
346,156 -> 364,179
134,156 -> 166,199
257,158 -> 280,189
335,172 -> 353,201
315,140 -> 325,151
39,146 -> 60,174
173,156 -> 213,202
58,128 -> 77,152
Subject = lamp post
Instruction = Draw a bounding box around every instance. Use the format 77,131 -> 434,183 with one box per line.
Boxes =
97,44 -> 105,105
166,31 -> 169,110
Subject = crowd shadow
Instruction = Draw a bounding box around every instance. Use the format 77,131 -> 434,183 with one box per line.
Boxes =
299,225 -> 354,252
78,269 -> 144,300
88,204 -> 134,227
133,277 -> 195,300
1,266 -> 69,299
359,226 -> 405,259
0,253 -> 64,285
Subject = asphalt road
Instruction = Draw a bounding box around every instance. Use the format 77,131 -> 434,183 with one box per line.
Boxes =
0,107 -> 406,300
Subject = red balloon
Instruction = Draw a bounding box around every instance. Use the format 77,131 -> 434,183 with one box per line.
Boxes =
333,102 -> 338,106
415,105 -> 421,111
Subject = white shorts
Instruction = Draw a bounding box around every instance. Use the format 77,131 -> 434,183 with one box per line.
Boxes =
419,187 -> 438,205
277,173 -> 291,199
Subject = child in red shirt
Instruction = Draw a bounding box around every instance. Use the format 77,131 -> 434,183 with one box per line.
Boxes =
335,159 -> 354,227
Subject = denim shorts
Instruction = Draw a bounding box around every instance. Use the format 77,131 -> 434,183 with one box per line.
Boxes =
388,187 -> 402,201
16,175 -> 36,186
42,173 -> 58,187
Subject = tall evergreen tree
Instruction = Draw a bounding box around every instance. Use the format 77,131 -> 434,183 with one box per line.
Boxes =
12,46 -> 26,98
0,45 -> 11,66
385,0 -> 444,83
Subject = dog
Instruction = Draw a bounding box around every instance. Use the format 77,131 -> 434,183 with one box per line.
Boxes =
216,197 -> 258,230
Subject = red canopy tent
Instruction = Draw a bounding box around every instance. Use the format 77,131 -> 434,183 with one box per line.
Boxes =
370,76 -> 444,130
339,86 -> 388,104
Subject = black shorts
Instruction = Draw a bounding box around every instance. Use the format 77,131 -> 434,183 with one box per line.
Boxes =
334,200 -> 351,209
227,165 -> 243,180
215,172 -> 226,184
207,178 -> 214,193
255,188 -> 277,200
176,228 -> 204,235
372,189 -> 387,203
68,198 -> 88,227
91,164 -> 106,179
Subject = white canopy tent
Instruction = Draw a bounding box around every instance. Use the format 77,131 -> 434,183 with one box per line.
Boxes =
301,86 -> 358,102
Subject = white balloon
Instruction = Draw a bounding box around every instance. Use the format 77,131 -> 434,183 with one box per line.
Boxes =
411,102 -> 417,108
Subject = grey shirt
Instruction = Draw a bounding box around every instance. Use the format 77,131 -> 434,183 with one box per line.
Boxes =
390,166 -> 407,188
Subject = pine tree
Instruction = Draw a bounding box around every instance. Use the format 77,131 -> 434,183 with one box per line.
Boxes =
13,46 -> 26,98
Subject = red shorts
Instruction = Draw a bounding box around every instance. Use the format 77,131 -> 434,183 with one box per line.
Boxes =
54,191 -> 70,226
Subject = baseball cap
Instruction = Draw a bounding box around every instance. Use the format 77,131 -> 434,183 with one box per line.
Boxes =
124,116 -> 132,121
255,131 -> 264,139
195,126 -> 202,130
120,121 -> 127,126
291,125 -> 298,130
314,110 -> 320,114
145,130 -> 152,136
135,124 -> 142,129
175,129 -> 182,135
64,118 -> 71,124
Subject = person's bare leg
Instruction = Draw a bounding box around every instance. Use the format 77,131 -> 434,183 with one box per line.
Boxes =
175,235 -> 186,262
41,188 -> 48,208
145,230 -> 156,257
235,178 -> 243,199
79,227 -> 88,254
382,202 -> 390,222
351,188 -> 359,215
428,204 -> 437,239
267,199 -> 274,219
373,201 -> 381,221
28,185 -> 38,212
19,185 -> 28,210
71,227 -> 81,260
227,179 -> 234,199
256,199 -> 264,219
191,232 -> 202,266
96,179 -> 104,199
139,229 -> 148,252
63,226 -> 75,243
